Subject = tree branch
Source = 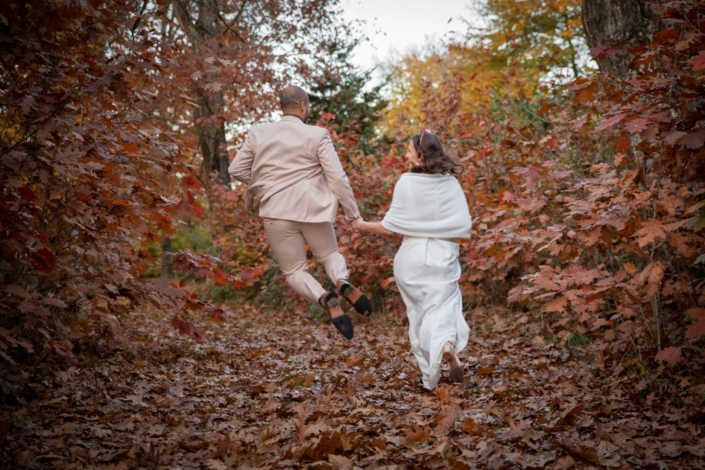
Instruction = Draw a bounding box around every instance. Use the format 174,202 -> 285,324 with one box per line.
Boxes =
230,0 -> 249,28
218,11 -> 245,43
130,0 -> 150,35
172,0 -> 204,51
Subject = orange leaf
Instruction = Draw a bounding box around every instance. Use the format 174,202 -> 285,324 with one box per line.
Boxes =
623,263 -> 638,274
545,296 -> 568,313
633,219 -> 666,248
121,143 -> 140,154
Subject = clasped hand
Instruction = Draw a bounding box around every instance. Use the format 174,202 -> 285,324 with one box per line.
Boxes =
351,217 -> 364,232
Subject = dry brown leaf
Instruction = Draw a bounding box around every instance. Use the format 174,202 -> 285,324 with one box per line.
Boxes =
402,425 -> 431,447
434,406 -> 460,436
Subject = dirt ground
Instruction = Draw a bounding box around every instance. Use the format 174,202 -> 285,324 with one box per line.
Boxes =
2,303 -> 704,469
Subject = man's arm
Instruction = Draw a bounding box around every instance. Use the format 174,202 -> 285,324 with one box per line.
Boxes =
317,130 -> 360,219
228,131 -> 254,184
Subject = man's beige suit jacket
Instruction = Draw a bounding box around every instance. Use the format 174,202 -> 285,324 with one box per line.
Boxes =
228,115 -> 360,223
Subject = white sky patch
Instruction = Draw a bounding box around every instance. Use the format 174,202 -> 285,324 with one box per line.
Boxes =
342,0 -> 478,72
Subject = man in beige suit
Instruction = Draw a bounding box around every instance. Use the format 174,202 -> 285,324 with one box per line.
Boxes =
228,85 -> 371,340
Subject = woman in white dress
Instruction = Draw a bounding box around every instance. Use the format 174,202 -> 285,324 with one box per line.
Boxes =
353,130 -> 472,389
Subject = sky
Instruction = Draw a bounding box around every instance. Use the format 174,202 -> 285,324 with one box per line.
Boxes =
341,0 -> 478,71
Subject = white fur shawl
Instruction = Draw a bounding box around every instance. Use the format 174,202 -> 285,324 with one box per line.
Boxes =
381,173 -> 472,238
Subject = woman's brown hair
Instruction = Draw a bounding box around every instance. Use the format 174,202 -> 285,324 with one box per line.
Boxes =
410,132 -> 464,176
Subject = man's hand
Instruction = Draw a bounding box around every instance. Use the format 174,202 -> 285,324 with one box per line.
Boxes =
351,217 -> 364,232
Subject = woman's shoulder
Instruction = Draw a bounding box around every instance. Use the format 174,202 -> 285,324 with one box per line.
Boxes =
396,172 -> 422,184
399,172 -> 452,181
395,172 -> 460,197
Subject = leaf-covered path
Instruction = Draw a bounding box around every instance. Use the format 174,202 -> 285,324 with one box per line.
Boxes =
4,305 -> 703,469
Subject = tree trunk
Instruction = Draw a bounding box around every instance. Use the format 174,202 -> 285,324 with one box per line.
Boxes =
581,0 -> 662,79
172,0 -> 230,189
161,236 -> 173,279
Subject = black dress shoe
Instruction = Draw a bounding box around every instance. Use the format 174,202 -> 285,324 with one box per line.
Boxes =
339,283 -> 372,317
319,292 -> 353,339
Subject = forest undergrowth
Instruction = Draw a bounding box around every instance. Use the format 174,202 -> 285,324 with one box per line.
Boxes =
2,302 -> 703,469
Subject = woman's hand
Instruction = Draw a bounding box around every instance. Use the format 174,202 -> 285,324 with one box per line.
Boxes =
352,219 -> 393,236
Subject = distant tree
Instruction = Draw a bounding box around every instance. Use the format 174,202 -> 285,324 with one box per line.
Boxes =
308,41 -> 388,153
381,0 -> 588,138
477,0 -> 588,80
158,0 -> 351,194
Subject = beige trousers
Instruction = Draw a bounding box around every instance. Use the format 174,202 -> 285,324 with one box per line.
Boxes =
263,218 -> 348,305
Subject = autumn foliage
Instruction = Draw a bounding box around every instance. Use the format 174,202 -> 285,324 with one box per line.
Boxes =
459,1 -> 705,367
208,1 -> 705,373
0,0 -> 351,373
2,0 -> 705,467
0,0 -> 203,369
2,0 -> 701,373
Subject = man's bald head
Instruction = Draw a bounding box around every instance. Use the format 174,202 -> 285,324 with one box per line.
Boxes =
280,85 -> 309,111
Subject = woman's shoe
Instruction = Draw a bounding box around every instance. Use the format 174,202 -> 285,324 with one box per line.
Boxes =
338,282 -> 372,317
319,292 -> 354,340
442,342 -> 464,383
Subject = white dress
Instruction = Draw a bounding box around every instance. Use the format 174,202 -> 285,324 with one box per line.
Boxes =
382,173 -> 472,389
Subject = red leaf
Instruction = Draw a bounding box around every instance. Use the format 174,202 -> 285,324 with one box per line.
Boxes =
19,188 -> 35,201
138,249 -> 157,262
678,129 -> 705,149
171,316 -> 190,336
654,346 -> 681,366
653,28 -> 680,44
240,270 -> 254,283
183,171 -> 202,189
20,95 -> 35,115
595,114 -> 626,132
616,137 -> 630,150
685,321 -> 705,341
498,188 -> 516,203
210,308 -> 226,322
213,267 -> 228,286
31,248 -> 56,272
537,103 -> 556,116
5,284 -> 31,299
625,118 -> 649,133
189,322 -> 204,342
665,130 -> 687,146
687,308 -> 705,322
43,298 -> 67,308
589,45 -> 607,59
687,50 -> 705,71
513,166 -> 543,188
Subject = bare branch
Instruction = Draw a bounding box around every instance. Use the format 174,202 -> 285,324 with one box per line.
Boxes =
218,11 -> 246,43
